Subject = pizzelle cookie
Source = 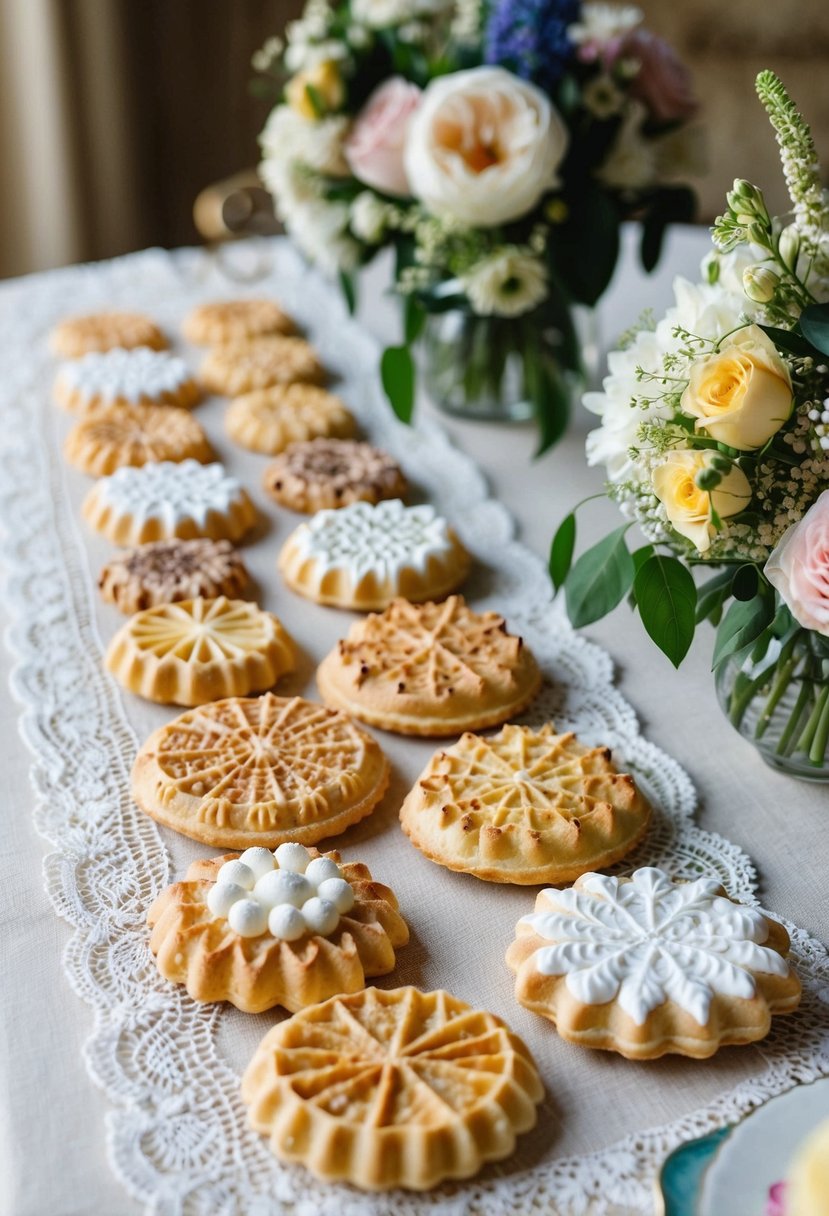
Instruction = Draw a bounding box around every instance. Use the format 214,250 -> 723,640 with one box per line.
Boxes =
225,383 -> 355,455
317,596 -> 541,736
132,692 -> 390,848
279,500 -> 470,610
82,460 -> 258,545
507,866 -> 802,1060
50,310 -> 167,357
241,985 -> 544,1191
148,843 -> 408,1013
54,347 -> 201,415
400,725 -> 651,884
64,403 -> 212,476
200,335 -> 325,396
98,538 -> 248,614
183,299 -> 296,345
263,438 -> 407,512
105,596 -> 295,705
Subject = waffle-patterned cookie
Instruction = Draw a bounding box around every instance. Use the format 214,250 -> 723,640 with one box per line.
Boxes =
82,460 -> 258,545
54,348 -> 201,415
148,845 -> 408,1012
50,311 -> 167,357
183,299 -> 297,345
279,500 -> 470,610
225,384 -> 355,455
263,438 -> 407,513
105,596 -> 295,705
400,725 -> 651,884
64,403 -> 212,477
242,986 -> 544,1191
132,692 -> 390,848
98,538 -> 248,614
201,335 -> 325,396
317,596 -> 541,736
507,867 -> 802,1060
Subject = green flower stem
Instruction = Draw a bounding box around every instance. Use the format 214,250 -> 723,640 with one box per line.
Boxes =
755,633 -> 800,738
777,678 -> 813,756
729,668 -> 774,730
808,685 -> 829,765
796,682 -> 827,755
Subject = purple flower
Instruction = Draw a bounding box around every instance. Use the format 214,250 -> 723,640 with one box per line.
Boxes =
484,0 -> 580,92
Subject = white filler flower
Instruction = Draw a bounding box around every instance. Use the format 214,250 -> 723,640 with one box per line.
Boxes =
461,248 -> 548,317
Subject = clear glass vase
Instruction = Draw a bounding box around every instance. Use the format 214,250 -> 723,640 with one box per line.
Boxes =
715,630 -> 829,781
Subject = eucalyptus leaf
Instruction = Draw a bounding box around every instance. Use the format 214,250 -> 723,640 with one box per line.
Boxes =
731,563 -> 760,601
564,524 -> 633,628
800,302 -> 829,356
712,594 -> 775,669
549,513 -> 576,592
634,555 -> 697,667
759,324 -> 815,357
380,345 -> 415,424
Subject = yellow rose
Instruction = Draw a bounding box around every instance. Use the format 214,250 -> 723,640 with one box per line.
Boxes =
680,324 -> 792,450
285,61 -> 344,120
652,450 -> 751,552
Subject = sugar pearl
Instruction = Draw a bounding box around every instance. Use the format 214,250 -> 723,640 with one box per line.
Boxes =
302,896 -> 339,936
316,877 -> 354,914
217,859 -> 255,890
304,857 -> 341,888
228,898 -> 268,938
254,869 -> 313,909
268,904 -> 307,942
274,842 -> 311,873
238,847 -> 276,880
206,881 -> 247,918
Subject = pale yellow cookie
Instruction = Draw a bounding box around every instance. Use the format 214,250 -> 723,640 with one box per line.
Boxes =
279,500 -> 470,610
787,1117 -> 829,1216
400,724 -> 651,884
201,335 -> 325,396
132,692 -> 390,848
105,596 -> 295,706
64,403 -> 212,477
98,538 -> 249,614
148,846 -> 409,1013
225,383 -> 355,455
241,985 -> 544,1191
82,460 -> 258,546
54,348 -> 201,415
507,867 -> 802,1060
317,596 -> 541,736
50,311 -> 168,357
183,299 -> 297,345
263,438 -> 407,513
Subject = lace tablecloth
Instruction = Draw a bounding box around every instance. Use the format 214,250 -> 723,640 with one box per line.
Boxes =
1,238 -> 828,1216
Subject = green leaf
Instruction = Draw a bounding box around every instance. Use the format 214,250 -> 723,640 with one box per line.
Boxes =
304,82 -> 326,118
759,324 -> 815,357
800,303 -> 829,356
403,295 -> 426,345
551,186 -> 621,306
695,568 -> 733,623
564,524 -> 634,628
731,563 -> 760,601
338,270 -> 357,317
640,187 -> 696,274
634,555 -> 697,667
381,345 -> 415,424
549,513 -> 576,592
528,355 -> 570,456
626,545 -> 655,607
712,594 -> 775,669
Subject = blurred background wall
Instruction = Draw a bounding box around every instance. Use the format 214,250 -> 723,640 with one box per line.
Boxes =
0,0 -> 826,280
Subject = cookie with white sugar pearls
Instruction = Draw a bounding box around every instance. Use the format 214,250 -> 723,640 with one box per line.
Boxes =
147,847 -> 408,1013
53,347 -> 201,415
506,866 -> 802,1060
64,402 -> 212,477
50,311 -> 167,357
183,299 -> 297,345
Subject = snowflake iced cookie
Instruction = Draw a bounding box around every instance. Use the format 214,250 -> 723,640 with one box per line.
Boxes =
200,335 -> 325,396
148,844 -> 408,1013
49,311 -> 167,357
53,347 -> 201,415
263,438 -> 407,513
279,499 -> 470,610
183,299 -> 297,345
82,460 -> 258,545
507,867 -> 802,1060
64,403 -> 212,476
105,596 -> 296,706
317,596 -> 541,736
242,986 -> 543,1191
98,538 -> 248,614
132,692 -> 390,848
400,725 -> 651,884
225,383 -> 355,455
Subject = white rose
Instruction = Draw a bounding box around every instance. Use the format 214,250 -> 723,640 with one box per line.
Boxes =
404,67 -> 568,227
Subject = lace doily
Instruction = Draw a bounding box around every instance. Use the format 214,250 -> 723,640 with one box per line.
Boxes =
1,241 -> 828,1216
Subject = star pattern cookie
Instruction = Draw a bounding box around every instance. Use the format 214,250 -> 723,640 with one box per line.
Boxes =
507,866 -> 802,1060
148,844 -> 409,1012
64,403 -> 212,477
279,499 -> 470,610
263,438 -> 408,513
200,335 -> 325,396
131,692 -> 390,848
98,538 -> 248,613
225,384 -> 355,455
317,596 -> 541,735
82,460 -> 258,545
105,596 -> 295,705
241,986 -> 544,1191
50,311 -> 167,357
400,724 -> 651,884
54,347 -> 201,414
183,299 -> 297,345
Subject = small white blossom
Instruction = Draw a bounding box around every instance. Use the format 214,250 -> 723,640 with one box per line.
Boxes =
461,248 -> 548,318
349,192 -> 388,243
568,4 -> 642,49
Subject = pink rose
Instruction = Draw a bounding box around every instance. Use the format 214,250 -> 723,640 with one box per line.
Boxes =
344,78 -> 421,197
623,30 -> 698,124
765,491 -> 829,635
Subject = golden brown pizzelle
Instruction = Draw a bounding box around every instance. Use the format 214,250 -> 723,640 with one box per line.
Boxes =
200,335 -> 325,395
183,299 -> 297,345
98,539 -> 248,614
225,383 -> 354,454
263,438 -> 407,512
50,310 -> 167,357
64,403 -> 212,476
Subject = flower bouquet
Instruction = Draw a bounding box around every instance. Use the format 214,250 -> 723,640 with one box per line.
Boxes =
253,0 -> 700,451
553,71 -> 829,778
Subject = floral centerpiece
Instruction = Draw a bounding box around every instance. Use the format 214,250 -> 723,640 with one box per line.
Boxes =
553,72 -> 829,778
253,0 -> 700,450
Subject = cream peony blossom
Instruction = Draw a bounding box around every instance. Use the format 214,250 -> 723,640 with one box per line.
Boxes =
652,451 -> 751,552
461,248 -> 548,317
404,67 -> 568,227
765,491 -> 829,635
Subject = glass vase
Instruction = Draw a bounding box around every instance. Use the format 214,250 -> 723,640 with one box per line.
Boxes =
715,630 -> 829,781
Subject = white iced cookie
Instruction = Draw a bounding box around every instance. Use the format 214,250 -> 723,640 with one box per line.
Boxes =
54,347 -> 201,414
278,498 -> 471,610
